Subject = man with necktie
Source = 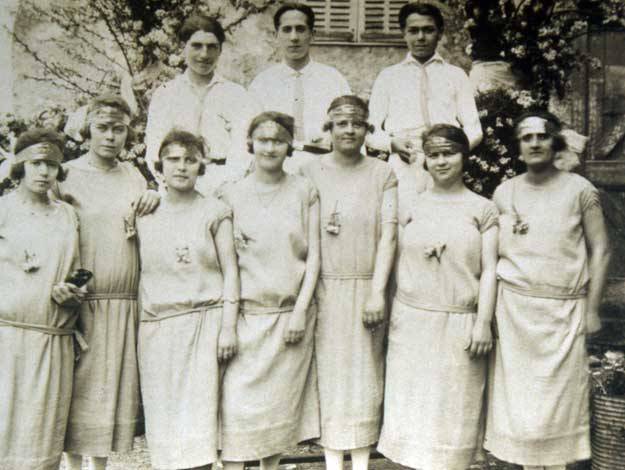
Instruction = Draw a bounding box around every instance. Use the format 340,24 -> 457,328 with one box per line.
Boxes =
367,2 -> 482,194
249,3 -> 351,173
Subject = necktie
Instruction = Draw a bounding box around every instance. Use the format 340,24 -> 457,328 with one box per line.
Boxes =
293,71 -> 305,142
418,64 -> 431,129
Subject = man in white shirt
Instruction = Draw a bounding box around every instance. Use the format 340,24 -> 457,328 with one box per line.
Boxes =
249,3 -> 351,173
145,15 -> 261,191
367,2 -> 482,185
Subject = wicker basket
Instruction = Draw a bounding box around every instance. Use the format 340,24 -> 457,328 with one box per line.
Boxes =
591,393 -> 625,470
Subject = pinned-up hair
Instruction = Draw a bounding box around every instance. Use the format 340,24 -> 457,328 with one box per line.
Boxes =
80,93 -> 133,141
247,111 -> 295,156
513,110 -> 567,153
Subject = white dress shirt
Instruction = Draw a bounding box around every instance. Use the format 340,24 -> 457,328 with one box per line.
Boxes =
145,71 -> 261,182
249,60 -> 351,143
367,52 -> 483,152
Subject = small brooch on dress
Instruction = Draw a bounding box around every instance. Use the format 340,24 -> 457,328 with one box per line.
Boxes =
512,210 -> 529,235
175,245 -> 191,264
22,249 -> 40,272
233,229 -> 254,250
424,243 -> 446,262
325,201 -> 341,235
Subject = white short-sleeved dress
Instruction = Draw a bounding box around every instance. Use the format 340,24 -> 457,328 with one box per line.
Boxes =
378,189 -> 498,470
485,171 -> 600,466
300,155 -> 397,450
219,174 -> 320,461
59,158 -> 146,456
0,193 -> 81,469
136,194 -> 231,469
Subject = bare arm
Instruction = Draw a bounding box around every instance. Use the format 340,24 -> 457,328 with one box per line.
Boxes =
363,186 -> 398,329
466,225 -> 498,358
285,199 -> 321,344
214,217 -> 240,361
583,203 -> 611,334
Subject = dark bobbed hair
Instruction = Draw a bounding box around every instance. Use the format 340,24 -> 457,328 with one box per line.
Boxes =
11,127 -> 67,181
178,14 -> 226,45
322,95 -> 375,133
398,2 -> 445,32
273,3 -> 315,31
155,129 -> 206,176
247,111 -> 295,156
422,123 -> 470,171
80,93 -> 133,142
513,110 -> 567,153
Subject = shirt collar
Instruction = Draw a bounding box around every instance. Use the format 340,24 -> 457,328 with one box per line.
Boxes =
401,51 -> 444,67
181,70 -> 224,90
281,58 -> 316,77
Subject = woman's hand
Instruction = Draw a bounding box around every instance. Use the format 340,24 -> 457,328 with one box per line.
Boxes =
218,326 -> 238,363
284,309 -> 306,345
363,291 -> 385,331
465,318 -> 493,359
52,282 -> 85,307
133,189 -> 160,216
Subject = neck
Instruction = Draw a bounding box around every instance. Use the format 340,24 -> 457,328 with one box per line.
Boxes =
430,177 -> 466,195
254,167 -> 286,185
413,52 -> 434,65
17,182 -> 50,205
285,55 -> 310,72
332,149 -> 363,167
165,187 -> 199,205
87,149 -> 117,169
187,68 -> 214,87
525,164 -> 558,185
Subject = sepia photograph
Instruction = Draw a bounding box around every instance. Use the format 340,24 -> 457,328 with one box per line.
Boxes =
0,1 -> 624,469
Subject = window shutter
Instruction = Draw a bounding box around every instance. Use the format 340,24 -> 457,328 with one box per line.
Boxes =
361,0 -> 407,41
304,0 -> 355,42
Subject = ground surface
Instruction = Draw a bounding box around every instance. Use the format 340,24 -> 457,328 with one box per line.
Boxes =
59,437 -> 591,469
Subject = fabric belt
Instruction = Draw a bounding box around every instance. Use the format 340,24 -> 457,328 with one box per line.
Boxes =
239,303 -> 294,316
0,317 -> 88,351
85,293 -> 137,301
321,272 -> 373,280
499,280 -> 586,300
141,304 -> 222,323
395,290 -> 476,314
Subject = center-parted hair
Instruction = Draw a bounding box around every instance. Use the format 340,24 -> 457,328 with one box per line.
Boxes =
398,2 -> 445,32
156,129 -> 207,176
11,128 -> 67,181
247,111 -> 295,156
178,14 -> 226,45
273,3 -> 315,31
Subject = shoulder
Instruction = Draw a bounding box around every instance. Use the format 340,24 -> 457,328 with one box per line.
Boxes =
289,173 -> 318,202
493,177 -> 515,201
251,63 -> 282,83
562,171 -> 595,191
373,63 -> 402,82
217,77 -> 249,95
54,199 -> 80,228
152,76 -> 184,99
310,61 -> 345,79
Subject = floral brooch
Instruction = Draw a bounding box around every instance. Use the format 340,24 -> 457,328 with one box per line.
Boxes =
424,242 -> 446,262
325,201 -> 341,235
22,249 -> 40,272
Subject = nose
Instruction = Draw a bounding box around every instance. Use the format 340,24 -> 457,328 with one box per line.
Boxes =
37,162 -> 50,175
289,29 -> 299,41
416,30 -> 425,40
104,128 -> 115,140
344,122 -> 355,133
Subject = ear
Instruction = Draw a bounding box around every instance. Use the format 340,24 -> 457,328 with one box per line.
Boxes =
247,138 -> 254,154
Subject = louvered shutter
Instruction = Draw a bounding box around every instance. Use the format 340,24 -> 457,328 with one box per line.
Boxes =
304,0 -> 355,42
360,0 -> 407,41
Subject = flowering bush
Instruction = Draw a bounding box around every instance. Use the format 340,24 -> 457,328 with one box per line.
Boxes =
589,350 -> 625,396
464,0 -> 625,102
463,88 -> 538,197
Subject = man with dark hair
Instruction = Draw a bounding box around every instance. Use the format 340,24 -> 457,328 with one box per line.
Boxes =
249,2 -> 350,173
367,1 -> 482,182
145,14 -> 260,190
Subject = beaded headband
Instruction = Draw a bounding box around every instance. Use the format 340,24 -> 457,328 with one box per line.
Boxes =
516,116 -> 549,138
423,135 -> 465,155
14,142 -> 63,164
327,104 -> 368,122
87,106 -> 131,126
252,120 -> 293,143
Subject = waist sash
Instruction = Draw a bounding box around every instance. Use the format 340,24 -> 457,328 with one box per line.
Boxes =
141,303 -> 222,323
395,290 -> 476,314
499,280 -> 586,300
0,317 -> 88,350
